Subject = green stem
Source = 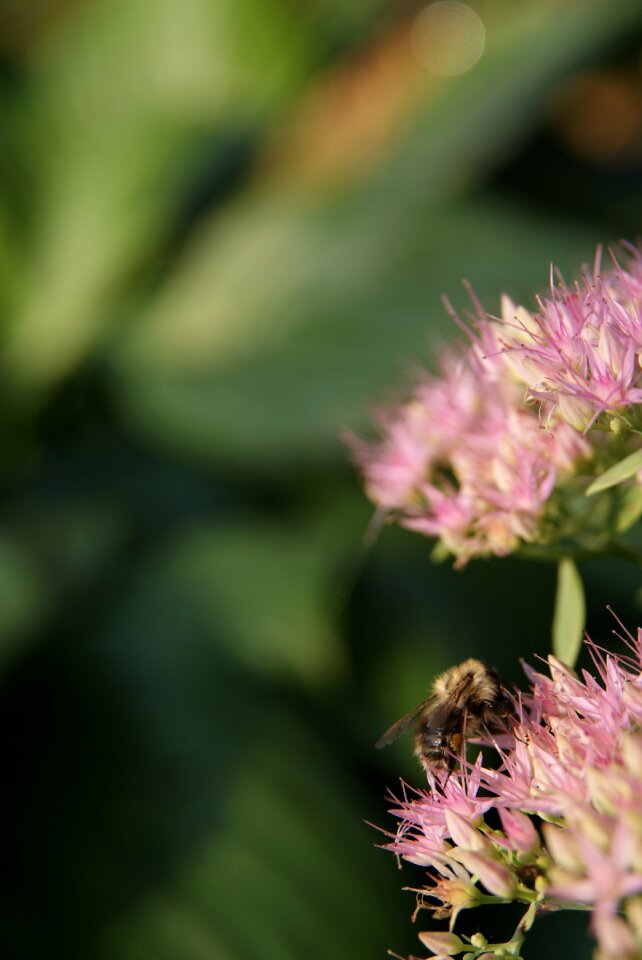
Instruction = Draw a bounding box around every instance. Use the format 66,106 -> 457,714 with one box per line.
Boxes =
518,537 -> 642,566
464,901 -> 539,958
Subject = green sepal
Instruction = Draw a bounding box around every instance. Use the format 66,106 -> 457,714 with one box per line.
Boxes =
586,448 -> 642,496
552,557 -> 585,668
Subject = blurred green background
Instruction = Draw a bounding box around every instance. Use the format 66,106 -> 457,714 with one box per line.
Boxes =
3,1 -> 642,958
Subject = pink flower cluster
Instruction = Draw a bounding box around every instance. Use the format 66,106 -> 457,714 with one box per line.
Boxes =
350,246 -> 642,565
386,625 -> 642,960
480,247 -> 642,432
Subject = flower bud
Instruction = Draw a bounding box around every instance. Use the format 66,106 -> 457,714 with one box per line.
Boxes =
453,850 -> 517,899
570,800 -> 613,849
587,768 -> 633,817
418,930 -> 465,955
469,933 -> 487,948
535,874 -> 548,895
445,879 -> 481,911
498,808 -> 539,853
445,810 -> 489,851
429,875 -> 481,925
542,823 -> 583,874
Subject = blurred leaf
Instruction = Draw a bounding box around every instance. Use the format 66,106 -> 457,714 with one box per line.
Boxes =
96,715 -> 390,960
0,0 -> 334,391
4,0 -> 640,396
159,518 -> 345,684
107,0 -> 641,388
383,0 -> 642,205
26,500 -> 129,587
614,484 -> 642,535
14,534 -> 398,960
101,0 -> 642,468
552,558 -> 585,667
0,533 -> 46,668
586,448 -> 642,496
110,0 -> 642,375
111,195 -> 599,468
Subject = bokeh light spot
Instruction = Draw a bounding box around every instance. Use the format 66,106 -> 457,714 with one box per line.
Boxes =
551,71 -> 642,165
411,2 -> 486,77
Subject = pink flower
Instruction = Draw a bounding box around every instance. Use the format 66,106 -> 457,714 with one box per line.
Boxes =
350,244 -> 642,565
593,913 -> 638,960
476,247 -> 642,431
349,348 -> 589,566
497,808 -> 539,853
383,627 -> 642,958
547,818 -> 642,910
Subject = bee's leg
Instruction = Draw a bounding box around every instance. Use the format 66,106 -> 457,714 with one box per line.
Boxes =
437,744 -> 460,791
456,707 -> 468,768
451,732 -> 463,757
440,765 -> 453,792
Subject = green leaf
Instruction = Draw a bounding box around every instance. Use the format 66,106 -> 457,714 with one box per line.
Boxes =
586,448 -> 642,496
376,0 -> 642,208
614,482 -> 642,534
0,0 -> 324,392
94,713 -> 391,960
552,558 -> 585,668
0,534 -> 47,670
39,548 -> 399,960
104,0 -> 642,468
159,518 -> 346,685
110,196 -> 598,468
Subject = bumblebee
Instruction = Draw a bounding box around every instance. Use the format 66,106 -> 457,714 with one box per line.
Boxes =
376,658 -> 512,775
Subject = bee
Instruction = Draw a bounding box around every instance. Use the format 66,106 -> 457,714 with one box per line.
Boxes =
375,658 -> 513,776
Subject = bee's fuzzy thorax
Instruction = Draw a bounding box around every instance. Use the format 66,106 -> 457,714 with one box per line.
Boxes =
432,658 -> 496,702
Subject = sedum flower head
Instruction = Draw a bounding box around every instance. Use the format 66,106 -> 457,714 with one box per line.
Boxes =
350,246 -> 642,566
384,626 -> 642,959
479,247 -> 642,432
350,348 -> 589,566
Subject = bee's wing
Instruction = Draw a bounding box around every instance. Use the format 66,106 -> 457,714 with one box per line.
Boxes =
375,699 -> 432,749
